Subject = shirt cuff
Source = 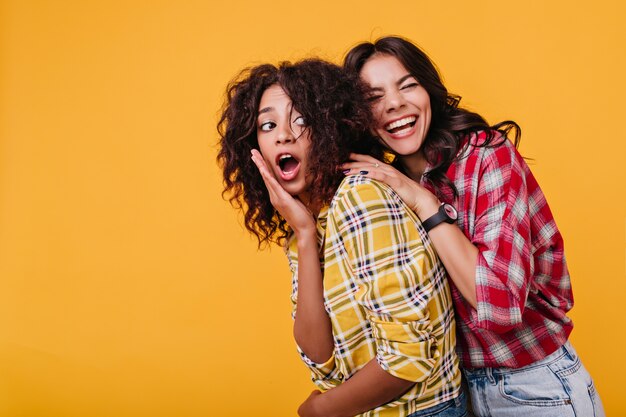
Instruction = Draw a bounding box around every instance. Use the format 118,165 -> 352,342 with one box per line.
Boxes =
471,258 -> 523,332
298,348 -> 343,391
370,317 -> 439,382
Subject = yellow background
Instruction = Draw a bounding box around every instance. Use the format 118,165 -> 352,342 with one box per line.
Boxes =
1,1 -> 624,416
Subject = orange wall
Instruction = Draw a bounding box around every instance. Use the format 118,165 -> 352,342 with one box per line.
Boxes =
0,1 -> 624,416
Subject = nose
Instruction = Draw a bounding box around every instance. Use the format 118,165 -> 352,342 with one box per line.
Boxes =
275,124 -> 295,144
385,89 -> 406,113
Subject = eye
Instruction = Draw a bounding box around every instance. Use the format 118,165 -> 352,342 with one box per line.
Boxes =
400,77 -> 420,90
293,115 -> 306,126
366,95 -> 383,102
258,121 -> 276,132
401,82 -> 419,90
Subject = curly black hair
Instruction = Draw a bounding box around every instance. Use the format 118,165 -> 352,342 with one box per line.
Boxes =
217,59 -> 382,247
344,36 -> 521,201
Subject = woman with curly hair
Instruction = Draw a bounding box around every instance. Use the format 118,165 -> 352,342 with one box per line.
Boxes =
342,36 -> 605,417
217,59 -> 467,417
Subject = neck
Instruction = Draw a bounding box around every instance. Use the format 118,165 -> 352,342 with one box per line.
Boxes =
399,150 -> 429,182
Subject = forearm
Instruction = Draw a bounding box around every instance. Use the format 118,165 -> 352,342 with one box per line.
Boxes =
301,359 -> 414,417
293,233 -> 334,363
418,202 -> 478,308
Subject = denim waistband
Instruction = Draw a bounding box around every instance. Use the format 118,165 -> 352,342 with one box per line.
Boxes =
463,340 -> 575,377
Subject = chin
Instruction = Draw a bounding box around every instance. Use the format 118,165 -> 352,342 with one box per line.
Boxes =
381,138 -> 423,154
385,144 -> 422,156
282,183 -> 306,197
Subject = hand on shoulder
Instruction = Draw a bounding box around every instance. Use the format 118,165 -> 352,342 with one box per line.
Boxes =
341,153 -> 440,219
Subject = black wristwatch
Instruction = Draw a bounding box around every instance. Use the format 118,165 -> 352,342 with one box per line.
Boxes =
422,203 -> 458,232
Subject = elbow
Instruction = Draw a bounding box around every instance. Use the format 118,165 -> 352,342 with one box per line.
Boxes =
466,292 -> 478,309
302,347 -> 334,365
294,329 -> 334,364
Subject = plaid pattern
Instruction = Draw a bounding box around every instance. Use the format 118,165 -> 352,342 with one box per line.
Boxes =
286,176 -> 461,417
427,131 -> 574,369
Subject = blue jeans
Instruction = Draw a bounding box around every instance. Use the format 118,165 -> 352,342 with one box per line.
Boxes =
408,390 -> 467,417
463,341 -> 605,417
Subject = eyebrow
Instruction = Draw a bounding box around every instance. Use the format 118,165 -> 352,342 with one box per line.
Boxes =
368,74 -> 415,91
258,107 -> 274,115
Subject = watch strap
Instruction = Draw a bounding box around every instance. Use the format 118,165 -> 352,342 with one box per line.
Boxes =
422,209 -> 447,233
421,203 -> 456,233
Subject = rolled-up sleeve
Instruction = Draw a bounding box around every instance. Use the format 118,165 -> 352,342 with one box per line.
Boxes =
469,141 -> 564,333
297,347 -> 342,391
330,179 -> 442,383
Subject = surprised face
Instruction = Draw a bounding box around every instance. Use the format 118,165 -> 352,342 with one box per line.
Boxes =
256,84 -> 313,199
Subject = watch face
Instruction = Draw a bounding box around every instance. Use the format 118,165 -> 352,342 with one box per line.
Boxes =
443,204 -> 458,220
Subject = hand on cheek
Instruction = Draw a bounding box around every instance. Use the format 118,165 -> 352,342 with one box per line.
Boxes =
250,149 -> 316,238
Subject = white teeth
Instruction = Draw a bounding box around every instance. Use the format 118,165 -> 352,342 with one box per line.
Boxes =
385,116 -> 416,130
279,154 -> 293,161
394,126 -> 412,135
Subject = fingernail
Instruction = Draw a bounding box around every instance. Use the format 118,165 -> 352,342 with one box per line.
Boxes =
359,170 -> 368,175
342,169 -> 350,175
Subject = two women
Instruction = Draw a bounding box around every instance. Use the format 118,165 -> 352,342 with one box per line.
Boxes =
218,60 -> 465,416
218,36 -> 605,416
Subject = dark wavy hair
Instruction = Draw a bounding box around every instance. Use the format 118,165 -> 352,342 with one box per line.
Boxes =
217,59 -> 381,247
344,36 -> 520,200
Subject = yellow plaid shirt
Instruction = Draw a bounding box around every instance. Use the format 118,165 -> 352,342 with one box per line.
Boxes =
286,176 -> 462,417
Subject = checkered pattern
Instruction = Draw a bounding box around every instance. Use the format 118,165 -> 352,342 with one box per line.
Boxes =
429,131 -> 574,369
286,176 -> 461,416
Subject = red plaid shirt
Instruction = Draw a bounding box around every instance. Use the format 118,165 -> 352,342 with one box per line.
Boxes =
423,131 -> 573,369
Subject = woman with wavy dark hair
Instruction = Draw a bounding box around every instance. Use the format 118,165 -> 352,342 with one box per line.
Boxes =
342,36 -> 604,417
218,59 -> 467,417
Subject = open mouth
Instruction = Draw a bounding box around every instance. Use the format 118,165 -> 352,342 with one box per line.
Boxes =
276,153 -> 301,180
384,116 -> 416,135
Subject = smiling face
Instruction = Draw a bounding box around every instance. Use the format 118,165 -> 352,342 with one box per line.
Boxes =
359,54 -> 432,159
256,84 -> 312,199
